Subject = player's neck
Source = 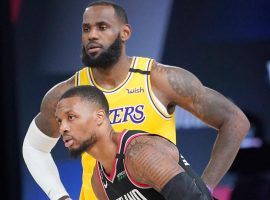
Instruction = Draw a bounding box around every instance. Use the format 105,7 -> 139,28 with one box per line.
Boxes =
90,128 -> 119,175
91,54 -> 132,90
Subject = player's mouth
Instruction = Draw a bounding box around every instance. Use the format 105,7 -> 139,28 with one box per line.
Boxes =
86,43 -> 103,54
88,47 -> 101,54
63,136 -> 74,148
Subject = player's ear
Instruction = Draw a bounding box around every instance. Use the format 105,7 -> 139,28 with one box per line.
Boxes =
96,109 -> 106,126
121,24 -> 131,42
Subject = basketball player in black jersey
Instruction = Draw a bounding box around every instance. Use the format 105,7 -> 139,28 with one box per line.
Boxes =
55,85 -> 215,200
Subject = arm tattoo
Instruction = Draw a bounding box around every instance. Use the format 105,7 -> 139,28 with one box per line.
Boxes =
167,67 -> 205,116
165,65 -> 237,129
125,136 -> 181,192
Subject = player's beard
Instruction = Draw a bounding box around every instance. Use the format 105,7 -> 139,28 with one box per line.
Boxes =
81,34 -> 122,69
69,135 -> 97,158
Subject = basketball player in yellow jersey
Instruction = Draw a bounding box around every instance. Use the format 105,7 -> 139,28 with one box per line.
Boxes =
22,1 -> 250,200
76,57 -> 177,200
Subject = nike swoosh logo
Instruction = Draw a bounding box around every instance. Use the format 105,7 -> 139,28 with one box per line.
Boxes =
104,181 -> 108,189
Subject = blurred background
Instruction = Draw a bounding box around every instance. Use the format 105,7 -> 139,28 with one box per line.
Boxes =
1,0 -> 270,199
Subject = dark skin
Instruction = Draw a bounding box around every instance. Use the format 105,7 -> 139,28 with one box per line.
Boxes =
34,4 -> 250,199
91,134 -> 184,200
55,96 -> 184,200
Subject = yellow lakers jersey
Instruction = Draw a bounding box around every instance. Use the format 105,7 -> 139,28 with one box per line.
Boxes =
75,56 -> 176,142
74,56 -> 176,200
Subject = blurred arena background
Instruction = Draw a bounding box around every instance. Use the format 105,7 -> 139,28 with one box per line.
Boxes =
1,0 -> 270,199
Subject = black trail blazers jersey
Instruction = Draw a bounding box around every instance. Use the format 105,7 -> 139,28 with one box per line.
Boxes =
96,130 -> 166,200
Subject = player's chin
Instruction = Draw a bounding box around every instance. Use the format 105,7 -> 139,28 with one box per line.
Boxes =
87,51 -> 102,59
68,145 -> 85,158
69,148 -> 84,158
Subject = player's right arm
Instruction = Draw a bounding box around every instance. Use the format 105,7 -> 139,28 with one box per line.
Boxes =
91,164 -> 108,200
22,76 -> 75,200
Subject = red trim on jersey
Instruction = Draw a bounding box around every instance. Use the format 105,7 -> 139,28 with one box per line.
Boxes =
123,133 -> 152,189
102,129 -> 128,182
96,162 -> 110,200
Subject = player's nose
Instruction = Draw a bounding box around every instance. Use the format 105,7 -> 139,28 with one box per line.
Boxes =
59,121 -> 70,135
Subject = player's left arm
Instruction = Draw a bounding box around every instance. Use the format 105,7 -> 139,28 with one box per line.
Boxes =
125,135 -> 182,191
125,135 -> 209,199
150,62 -> 250,190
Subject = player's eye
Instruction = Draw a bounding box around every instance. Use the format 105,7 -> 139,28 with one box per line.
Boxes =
68,115 -> 75,121
99,24 -> 107,31
82,26 -> 90,32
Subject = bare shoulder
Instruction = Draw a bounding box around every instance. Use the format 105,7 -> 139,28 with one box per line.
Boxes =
125,135 -> 181,191
35,76 -> 75,137
151,62 -> 204,94
151,61 -> 193,75
40,76 -> 75,114
150,61 -> 204,108
151,62 -> 248,130
125,135 -> 179,162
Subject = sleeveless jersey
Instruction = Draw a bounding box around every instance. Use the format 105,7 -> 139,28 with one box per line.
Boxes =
96,130 -> 165,200
74,56 -> 176,200
75,56 -> 176,142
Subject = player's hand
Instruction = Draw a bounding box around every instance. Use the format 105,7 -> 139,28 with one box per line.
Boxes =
58,195 -> 72,200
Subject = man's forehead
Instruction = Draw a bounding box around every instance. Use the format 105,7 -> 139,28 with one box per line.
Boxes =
83,5 -> 117,23
57,97 -> 83,111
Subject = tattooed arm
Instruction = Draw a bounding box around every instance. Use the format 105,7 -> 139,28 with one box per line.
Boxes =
150,62 -> 250,189
125,135 -> 183,191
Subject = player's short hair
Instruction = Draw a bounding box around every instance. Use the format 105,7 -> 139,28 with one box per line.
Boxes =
87,0 -> 128,24
60,85 -> 109,115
